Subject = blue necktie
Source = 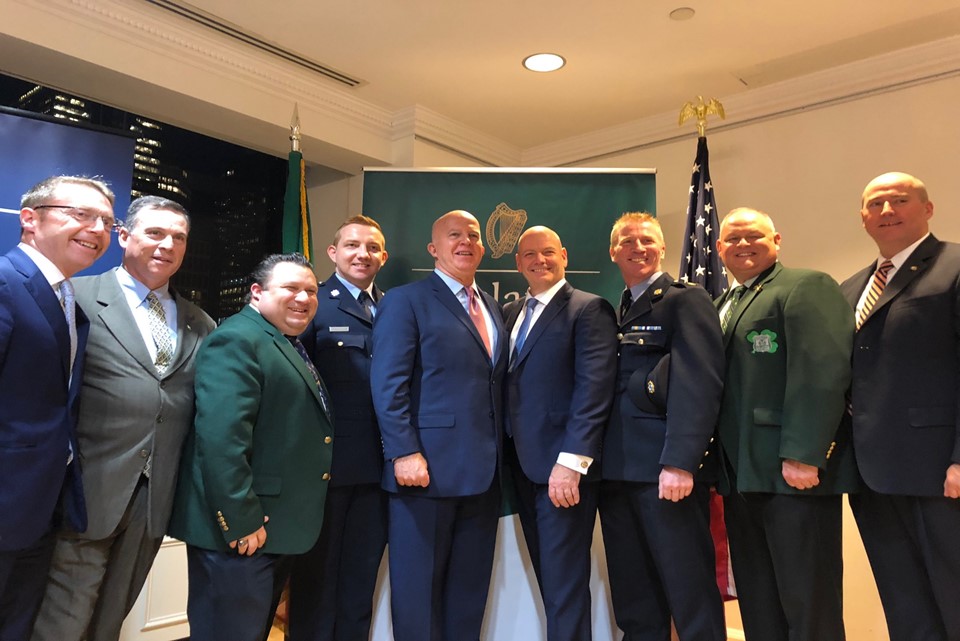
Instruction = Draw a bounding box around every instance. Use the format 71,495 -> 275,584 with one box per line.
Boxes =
59,279 -> 77,376
291,337 -> 333,421
511,297 -> 539,366
357,290 -> 375,321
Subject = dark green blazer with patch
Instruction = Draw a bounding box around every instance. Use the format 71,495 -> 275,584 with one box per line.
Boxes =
715,262 -> 858,494
168,305 -> 334,554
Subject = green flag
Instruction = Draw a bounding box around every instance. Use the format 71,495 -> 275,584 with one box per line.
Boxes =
282,150 -> 313,260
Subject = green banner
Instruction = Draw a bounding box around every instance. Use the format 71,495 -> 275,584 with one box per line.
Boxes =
362,168 -> 656,303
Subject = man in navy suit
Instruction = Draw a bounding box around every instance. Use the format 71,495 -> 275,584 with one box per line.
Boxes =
599,212 -> 726,641
503,226 -> 617,641
371,209 -> 507,641
843,172 -> 960,641
0,176 -> 114,640
291,215 -> 389,641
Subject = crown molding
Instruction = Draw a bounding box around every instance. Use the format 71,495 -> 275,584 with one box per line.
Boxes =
523,35 -> 960,167
392,105 -> 521,167
6,0 -> 960,170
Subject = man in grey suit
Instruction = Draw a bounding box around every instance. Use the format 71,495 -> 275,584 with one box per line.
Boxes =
32,196 -> 215,641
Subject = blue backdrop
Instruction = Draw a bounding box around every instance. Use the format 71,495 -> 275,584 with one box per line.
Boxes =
0,108 -> 135,275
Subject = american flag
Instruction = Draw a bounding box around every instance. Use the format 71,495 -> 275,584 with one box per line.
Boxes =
679,136 -> 726,298
678,134 -> 737,600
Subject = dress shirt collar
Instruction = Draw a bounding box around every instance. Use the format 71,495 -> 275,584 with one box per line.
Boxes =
877,233 -> 929,271
629,271 -> 663,301
434,268 -> 479,298
115,266 -> 171,306
526,278 -> 566,307
332,273 -> 375,302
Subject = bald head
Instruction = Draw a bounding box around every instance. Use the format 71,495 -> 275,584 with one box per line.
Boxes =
859,172 -> 933,257
516,226 -> 568,295
428,209 -> 485,286
717,207 -> 782,283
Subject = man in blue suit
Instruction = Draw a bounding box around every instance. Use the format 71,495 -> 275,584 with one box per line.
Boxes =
371,209 -> 507,641
0,175 -> 114,640
503,226 -> 617,641
291,215 -> 389,641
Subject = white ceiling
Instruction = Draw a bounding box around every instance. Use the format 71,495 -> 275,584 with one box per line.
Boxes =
178,0 -> 960,148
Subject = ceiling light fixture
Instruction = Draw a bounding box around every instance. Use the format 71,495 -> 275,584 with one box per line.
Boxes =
523,53 -> 566,73
669,7 -> 696,21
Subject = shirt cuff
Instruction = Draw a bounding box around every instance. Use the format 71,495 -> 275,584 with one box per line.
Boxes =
556,452 -> 593,475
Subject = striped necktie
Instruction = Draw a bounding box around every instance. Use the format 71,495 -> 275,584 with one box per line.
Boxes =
720,285 -> 747,333
59,279 -> 77,375
856,260 -> 894,330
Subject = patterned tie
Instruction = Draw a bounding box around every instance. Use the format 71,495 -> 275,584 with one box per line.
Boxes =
511,297 -> 540,367
357,290 -> 375,321
146,292 -> 174,375
466,286 -> 493,357
720,285 -> 747,333
856,260 -> 894,330
619,289 -> 633,324
291,337 -> 333,420
59,279 -> 77,375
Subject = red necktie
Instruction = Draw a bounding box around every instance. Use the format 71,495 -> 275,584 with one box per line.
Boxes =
466,287 -> 492,357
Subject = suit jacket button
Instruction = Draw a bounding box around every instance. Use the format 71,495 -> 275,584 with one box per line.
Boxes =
322,473 -> 331,481
324,436 -> 332,444
337,341 -> 344,347
616,333 -> 624,340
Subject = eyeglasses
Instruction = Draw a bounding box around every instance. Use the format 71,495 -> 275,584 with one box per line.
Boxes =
34,205 -> 117,230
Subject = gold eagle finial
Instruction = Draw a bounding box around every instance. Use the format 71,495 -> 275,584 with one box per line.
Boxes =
679,96 -> 725,137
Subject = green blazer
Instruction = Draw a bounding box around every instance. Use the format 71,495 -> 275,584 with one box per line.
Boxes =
715,263 -> 858,494
168,305 -> 334,554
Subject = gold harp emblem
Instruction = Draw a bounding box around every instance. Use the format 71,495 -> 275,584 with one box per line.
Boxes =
485,203 -> 527,259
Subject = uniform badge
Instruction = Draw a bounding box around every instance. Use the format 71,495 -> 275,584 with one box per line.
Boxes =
646,380 -> 655,395
330,289 -> 340,297
746,329 -> 779,354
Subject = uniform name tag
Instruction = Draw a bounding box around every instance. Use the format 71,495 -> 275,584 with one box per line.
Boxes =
630,325 -> 662,331
329,326 -> 350,333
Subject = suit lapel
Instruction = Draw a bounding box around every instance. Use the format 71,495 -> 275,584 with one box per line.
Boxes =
514,283 -> 570,368
167,289 -> 201,375
622,274 -> 670,327
722,263 -> 781,349
430,273 -> 492,361
862,235 -> 939,326
10,248 -> 72,382
94,273 -> 158,376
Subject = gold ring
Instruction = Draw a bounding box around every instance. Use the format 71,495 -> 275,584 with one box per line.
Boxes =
238,539 -> 247,546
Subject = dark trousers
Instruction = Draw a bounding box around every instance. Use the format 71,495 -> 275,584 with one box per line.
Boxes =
850,487 -> 960,641
185,545 -> 293,641
288,483 -> 387,641
0,531 -> 55,641
724,492 -> 844,641
599,480 -> 725,641
387,483 -> 500,641
507,438 -> 598,641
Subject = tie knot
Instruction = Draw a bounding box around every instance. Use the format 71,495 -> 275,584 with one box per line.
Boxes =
877,260 -> 894,275
525,297 -> 539,312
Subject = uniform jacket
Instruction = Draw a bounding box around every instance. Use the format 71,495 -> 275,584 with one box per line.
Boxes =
601,273 -> 724,483
300,273 -> 383,487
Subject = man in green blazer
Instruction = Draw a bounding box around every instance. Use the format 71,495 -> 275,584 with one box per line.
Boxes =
714,208 -> 856,641
168,253 -> 334,641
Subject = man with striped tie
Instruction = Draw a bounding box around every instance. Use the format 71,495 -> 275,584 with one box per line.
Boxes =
715,207 -> 856,641
842,172 -> 960,641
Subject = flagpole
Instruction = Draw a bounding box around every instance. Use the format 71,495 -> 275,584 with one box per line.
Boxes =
677,96 -> 737,603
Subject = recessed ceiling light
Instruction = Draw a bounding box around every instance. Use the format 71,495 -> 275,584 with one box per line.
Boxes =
669,7 -> 696,21
523,53 -> 566,73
